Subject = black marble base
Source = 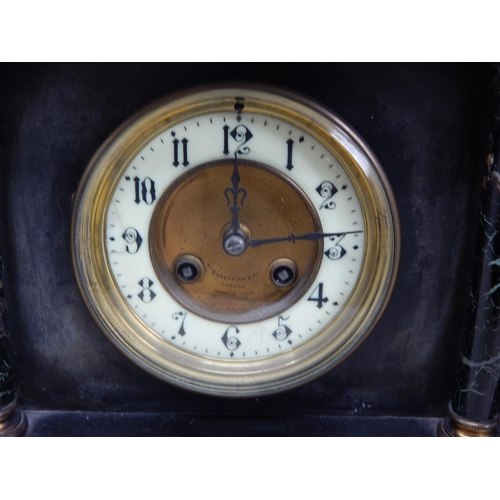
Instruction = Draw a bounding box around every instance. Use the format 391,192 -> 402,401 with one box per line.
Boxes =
23,410 -> 442,437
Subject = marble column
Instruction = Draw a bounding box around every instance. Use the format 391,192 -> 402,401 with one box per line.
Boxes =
0,256 -> 26,437
439,76 -> 500,436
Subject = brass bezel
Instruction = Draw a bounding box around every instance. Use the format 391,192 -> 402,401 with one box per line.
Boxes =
71,85 -> 400,397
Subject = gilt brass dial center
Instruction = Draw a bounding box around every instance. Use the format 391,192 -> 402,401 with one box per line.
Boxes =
149,160 -> 323,323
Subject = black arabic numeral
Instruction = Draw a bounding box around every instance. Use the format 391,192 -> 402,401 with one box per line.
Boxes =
324,234 -> 347,260
221,326 -> 241,356
286,139 -> 294,170
122,227 -> 143,254
133,176 -> 141,204
316,181 -> 338,210
173,138 -> 189,167
138,277 -> 156,303
131,176 -> 156,205
308,283 -> 328,309
223,125 -> 230,155
272,316 -> 292,342
232,125 -> 253,155
223,125 -> 253,156
172,312 -> 187,337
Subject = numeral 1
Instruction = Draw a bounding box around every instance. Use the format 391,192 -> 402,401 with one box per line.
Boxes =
223,125 -> 230,155
286,139 -> 294,170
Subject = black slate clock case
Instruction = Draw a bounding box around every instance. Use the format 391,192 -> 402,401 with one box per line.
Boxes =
0,63 -> 496,436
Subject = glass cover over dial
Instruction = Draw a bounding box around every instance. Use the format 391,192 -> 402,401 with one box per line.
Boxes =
106,112 -> 365,359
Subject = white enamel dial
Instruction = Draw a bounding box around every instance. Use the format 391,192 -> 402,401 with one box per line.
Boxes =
105,112 -> 365,360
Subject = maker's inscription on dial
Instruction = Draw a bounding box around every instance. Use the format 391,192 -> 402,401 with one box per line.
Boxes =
207,262 -> 259,296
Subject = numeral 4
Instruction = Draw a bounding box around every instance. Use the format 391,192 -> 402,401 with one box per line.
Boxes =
308,283 -> 328,309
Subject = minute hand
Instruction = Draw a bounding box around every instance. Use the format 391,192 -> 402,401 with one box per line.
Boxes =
247,230 -> 363,248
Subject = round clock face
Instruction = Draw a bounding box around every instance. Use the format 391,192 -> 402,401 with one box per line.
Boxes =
72,86 -> 399,396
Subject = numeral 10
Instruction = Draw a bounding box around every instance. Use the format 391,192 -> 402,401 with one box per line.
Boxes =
127,176 -> 156,205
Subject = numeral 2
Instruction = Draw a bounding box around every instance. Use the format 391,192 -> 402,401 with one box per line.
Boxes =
316,181 -> 337,210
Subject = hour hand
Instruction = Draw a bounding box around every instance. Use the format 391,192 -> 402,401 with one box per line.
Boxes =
247,230 -> 363,248
224,153 -> 247,234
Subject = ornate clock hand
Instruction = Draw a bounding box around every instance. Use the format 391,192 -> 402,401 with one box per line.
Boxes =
224,153 -> 247,234
247,230 -> 363,248
222,153 -> 249,256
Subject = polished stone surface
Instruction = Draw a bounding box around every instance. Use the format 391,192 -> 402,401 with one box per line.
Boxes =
451,71 -> 500,424
24,410 -> 441,437
0,257 -> 15,408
